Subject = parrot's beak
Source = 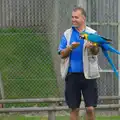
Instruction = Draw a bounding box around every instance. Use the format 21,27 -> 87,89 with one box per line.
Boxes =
80,35 -> 85,39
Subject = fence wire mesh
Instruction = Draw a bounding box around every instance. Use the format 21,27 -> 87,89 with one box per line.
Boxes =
0,0 -> 119,113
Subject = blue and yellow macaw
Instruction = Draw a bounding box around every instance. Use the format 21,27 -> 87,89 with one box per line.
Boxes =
80,31 -> 120,78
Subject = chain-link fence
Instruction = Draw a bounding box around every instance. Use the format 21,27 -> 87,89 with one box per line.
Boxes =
0,0 -> 61,108
86,0 -> 118,102
0,0 -> 79,107
86,0 -> 119,104
0,0 -> 119,110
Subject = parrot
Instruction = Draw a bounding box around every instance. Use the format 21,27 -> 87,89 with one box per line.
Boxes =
80,31 -> 120,78
80,31 -> 112,45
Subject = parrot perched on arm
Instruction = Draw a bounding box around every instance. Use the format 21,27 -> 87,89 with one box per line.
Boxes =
80,31 -> 120,78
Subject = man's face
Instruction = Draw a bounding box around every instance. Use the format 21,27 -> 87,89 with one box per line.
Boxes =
72,10 -> 85,27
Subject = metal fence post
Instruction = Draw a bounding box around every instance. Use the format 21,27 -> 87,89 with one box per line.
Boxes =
48,111 -> 56,120
77,0 -> 87,10
118,0 -> 120,114
0,73 -> 5,99
48,103 -> 56,120
0,73 -> 5,108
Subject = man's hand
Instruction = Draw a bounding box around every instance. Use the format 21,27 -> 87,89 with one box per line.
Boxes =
85,41 -> 94,48
60,42 -> 80,58
85,41 -> 99,55
90,46 -> 99,55
71,42 -> 80,49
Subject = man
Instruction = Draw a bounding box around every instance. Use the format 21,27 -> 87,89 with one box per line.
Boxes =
58,6 -> 100,120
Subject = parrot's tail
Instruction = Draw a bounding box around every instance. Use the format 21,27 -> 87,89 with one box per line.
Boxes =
102,44 -> 120,55
102,49 -> 119,78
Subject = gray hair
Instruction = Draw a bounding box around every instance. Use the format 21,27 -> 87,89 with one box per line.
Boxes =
73,6 -> 86,17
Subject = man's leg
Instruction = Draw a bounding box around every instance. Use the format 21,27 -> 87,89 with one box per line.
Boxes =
65,73 -> 82,120
70,108 -> 79,120
85,106 -> 95,120
82,79 -> 98,120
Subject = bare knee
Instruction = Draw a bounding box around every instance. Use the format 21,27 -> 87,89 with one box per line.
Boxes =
86,107 -> 95,120
86,106 -> 94,114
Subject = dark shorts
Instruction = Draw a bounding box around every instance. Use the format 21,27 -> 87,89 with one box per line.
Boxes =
65,73 -> 98,109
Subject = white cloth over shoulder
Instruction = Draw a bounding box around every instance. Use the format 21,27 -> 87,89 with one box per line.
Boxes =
60,28 -> 72,80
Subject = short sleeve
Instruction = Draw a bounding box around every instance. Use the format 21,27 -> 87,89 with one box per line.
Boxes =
58,35 -> 67,54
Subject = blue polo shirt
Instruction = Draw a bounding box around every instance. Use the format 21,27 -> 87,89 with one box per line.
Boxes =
58,27 -> 84,73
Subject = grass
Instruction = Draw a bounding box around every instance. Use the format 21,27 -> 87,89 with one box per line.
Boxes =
0,115 -> 120,120
0,28 -> 59,107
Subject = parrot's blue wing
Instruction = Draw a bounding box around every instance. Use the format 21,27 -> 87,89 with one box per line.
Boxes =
102,43 -> 120,55
102,48 -> 118,78
101,36 -> 112,42
89,34 -> 112,43
83,32 -> 112,44
89,33 -> 112,42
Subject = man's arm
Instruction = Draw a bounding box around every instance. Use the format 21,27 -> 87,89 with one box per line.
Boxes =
58,35 -> 80,58
60,45 -> 72,58
58,35 -> 69,58
60,42 -> 80,58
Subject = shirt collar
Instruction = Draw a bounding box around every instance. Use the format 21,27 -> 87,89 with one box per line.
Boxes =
72,26 -> 86,33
